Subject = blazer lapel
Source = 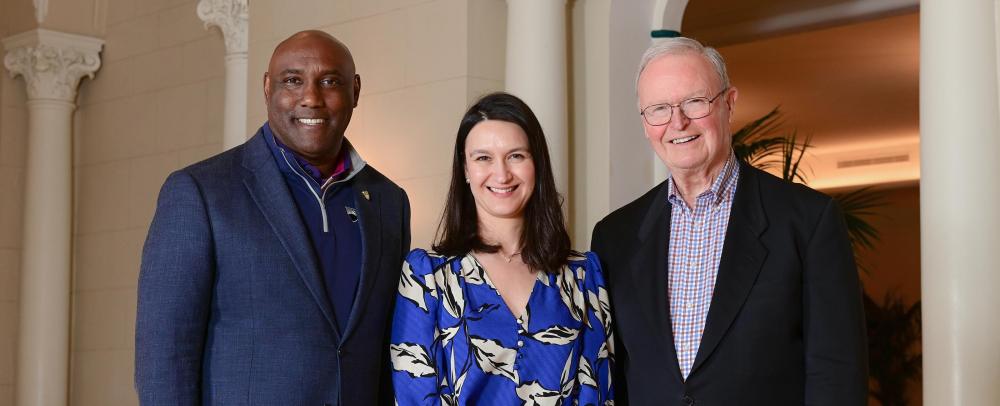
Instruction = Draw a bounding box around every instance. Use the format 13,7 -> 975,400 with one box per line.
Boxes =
690,162 -> 768,375
241,132 -> 340,338
340,169 -> 384,343
628,182 -> 684,383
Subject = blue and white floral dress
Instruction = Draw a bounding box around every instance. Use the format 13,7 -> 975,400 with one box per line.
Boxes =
390,249 -> 614,406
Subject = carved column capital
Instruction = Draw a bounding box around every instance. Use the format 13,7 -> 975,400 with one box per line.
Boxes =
197,0 -> 248,56
2,29 -> 103,102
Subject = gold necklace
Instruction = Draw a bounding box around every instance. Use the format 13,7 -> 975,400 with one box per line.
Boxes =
500,250 -> 522,263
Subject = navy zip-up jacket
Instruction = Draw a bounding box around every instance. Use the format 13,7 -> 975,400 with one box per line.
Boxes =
263,123 -> 363,334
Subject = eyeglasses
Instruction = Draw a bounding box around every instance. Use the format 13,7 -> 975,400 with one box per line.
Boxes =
640,88 -> 729,126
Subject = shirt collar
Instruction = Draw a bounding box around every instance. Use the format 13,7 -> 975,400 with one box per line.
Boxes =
667,151 -> 739,207
262,122 -> 366,188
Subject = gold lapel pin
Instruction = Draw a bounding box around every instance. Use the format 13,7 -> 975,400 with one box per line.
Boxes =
361,190 -> 370,200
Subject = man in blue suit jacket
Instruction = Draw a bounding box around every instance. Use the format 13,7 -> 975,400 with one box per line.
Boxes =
135,30 -> 410,405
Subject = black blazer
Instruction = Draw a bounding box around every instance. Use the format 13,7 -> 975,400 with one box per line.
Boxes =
591,161 -> 867,406
136,131 -> 410,405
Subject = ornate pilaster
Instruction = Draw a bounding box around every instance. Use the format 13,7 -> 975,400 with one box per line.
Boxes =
3,29 -> 103,102
2,28 -> 102,406
197,0 -> 249,149
197,0 -> 248,56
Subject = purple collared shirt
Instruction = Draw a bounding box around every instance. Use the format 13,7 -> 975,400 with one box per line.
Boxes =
666,153 -> 739,379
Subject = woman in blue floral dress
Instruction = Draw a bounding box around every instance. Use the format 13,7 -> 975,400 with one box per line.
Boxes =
390,93 -> 614,405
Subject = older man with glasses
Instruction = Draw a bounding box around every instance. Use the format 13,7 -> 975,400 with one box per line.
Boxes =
591,37 -> 868,405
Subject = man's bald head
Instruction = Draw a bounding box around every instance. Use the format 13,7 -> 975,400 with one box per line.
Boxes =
268,30 -> 356,74
263,30 -> 361,176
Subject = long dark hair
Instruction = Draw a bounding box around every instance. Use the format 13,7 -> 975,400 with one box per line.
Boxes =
433,92 -> 572,273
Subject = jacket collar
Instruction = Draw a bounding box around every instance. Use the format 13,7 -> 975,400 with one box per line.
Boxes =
630,160 -> 770,381
261,122 -> 368,193
240,130 -> 341,339
689,160 -> 769,376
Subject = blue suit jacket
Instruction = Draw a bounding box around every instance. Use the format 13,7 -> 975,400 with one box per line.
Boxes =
135,130 -> 411,405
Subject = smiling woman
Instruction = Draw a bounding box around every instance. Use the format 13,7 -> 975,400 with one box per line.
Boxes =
434,92 -> 568,274
389,92 -> 615,405
464,119 -> 536,227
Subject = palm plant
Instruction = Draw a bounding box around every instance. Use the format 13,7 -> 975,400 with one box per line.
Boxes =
865,290 -> 922,406
732,107 -> 921,406
833,186 -> 884,274
732,107 -> 885,262
731,107 -> 811,184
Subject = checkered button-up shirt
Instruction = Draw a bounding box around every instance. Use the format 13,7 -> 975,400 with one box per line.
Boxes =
666,153 -> 740,380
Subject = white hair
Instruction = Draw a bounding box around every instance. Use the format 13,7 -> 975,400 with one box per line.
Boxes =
635,37 -> 730,98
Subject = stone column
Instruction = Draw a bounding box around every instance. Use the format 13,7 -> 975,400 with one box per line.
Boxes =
198,0 -> 248,150
920,1 -> 1000,405
1,28 -> 102,406
505,0 -> 569,195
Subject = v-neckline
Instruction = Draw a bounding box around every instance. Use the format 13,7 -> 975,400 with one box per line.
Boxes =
467,253 -> 544,321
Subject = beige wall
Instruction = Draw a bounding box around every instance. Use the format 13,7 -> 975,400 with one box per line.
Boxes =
857,184 -> 921,305
0,69 -> 22,406
0,0 -> 225,403
569,0 -> 668,249
1,1 -> 505,405
69,0 -> 225,404
0,0 -> 31,404
0,1 -> 934,405
0,0 -> 503,402
854,184 -> 922,405
38,0 -> 105,37
2,0 -> 35,37
247,0 -> 506,249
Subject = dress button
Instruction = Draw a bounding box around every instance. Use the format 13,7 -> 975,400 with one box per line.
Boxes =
517,340 -> 524,347
517,329 -> 524,334
682,395 -> 694,405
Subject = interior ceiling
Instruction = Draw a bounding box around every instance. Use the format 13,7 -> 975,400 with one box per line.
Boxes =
679,2 -> 919,150
684,0 -> 852,37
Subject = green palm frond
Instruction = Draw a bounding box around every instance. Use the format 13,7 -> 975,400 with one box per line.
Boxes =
780,131 -> 812,184
731,107 -> 783,145
734,137 -> 786,171
731,107 -> 812,182
734,107 -> 885,256
831,187 -> 886,253
732,107 -> 786,170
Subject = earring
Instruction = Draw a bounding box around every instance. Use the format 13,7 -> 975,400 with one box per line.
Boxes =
465,178 -> 470,183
